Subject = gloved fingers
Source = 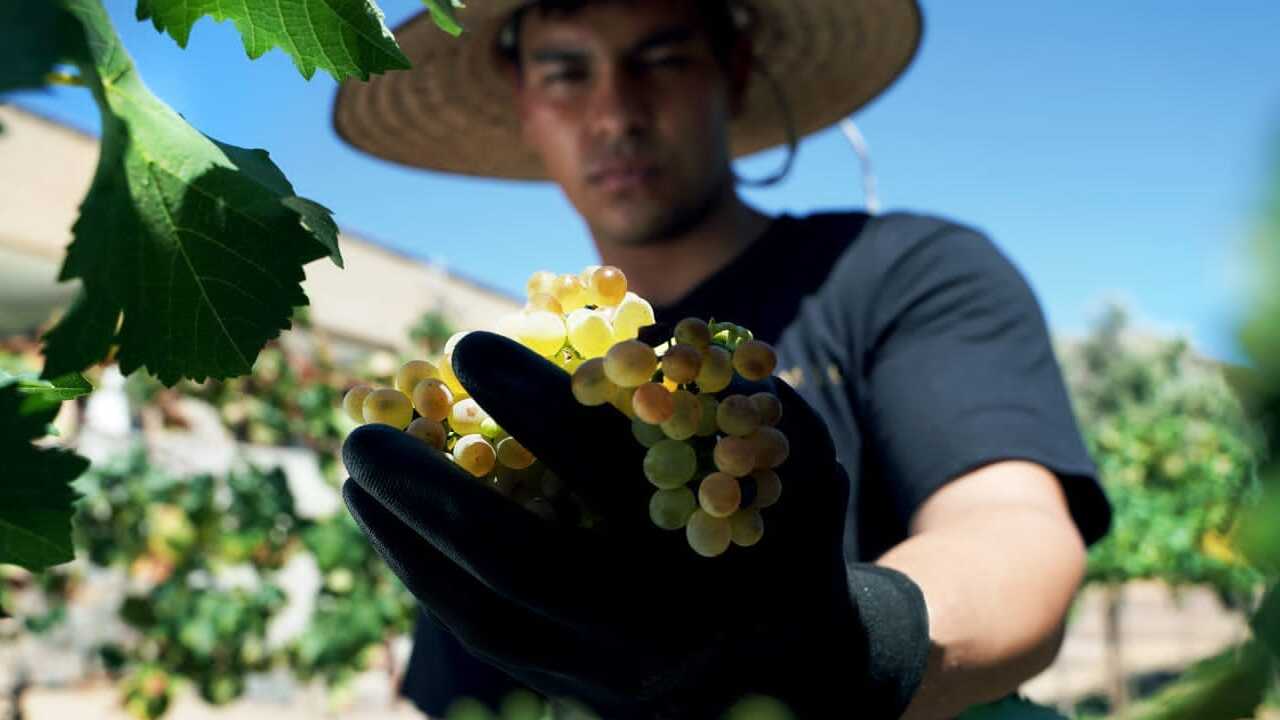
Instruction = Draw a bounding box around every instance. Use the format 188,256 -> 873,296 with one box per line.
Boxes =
451,331 -> 653,529
343,424 -> 653,627
343,478 -> 572,673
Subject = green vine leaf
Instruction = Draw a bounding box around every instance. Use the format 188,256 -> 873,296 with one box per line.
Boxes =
423,0 -> 464,36
958,695 -> 1068,720
0,370 -> 94,416
134,0 -> 411,81
42,0 -> 341,385
0,383 -> 88,572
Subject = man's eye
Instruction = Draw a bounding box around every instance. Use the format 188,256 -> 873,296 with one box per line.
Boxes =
543,67 -> 587,85
645,54 -> 690,68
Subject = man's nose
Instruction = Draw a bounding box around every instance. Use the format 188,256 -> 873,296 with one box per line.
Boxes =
587,68 -> 651,139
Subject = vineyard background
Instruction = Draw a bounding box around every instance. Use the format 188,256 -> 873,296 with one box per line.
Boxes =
2,104 -> 1278,719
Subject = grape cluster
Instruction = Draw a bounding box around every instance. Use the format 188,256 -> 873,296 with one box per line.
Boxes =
342,265 -> 787,558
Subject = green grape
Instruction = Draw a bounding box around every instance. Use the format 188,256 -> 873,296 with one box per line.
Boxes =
453,434 -> 497,477
699,472 -> 742,518
499,689 -> 547,720
516,310 -> 567,357
631,418 -> 667,447
724,694 -> 794,720
609,383 -> 638,418
674,317 -> 712,350
450,398 -> 488,435
733,339 -> 778,381
750,469 -> 782,508
649,488 -> 697,530
406,418 -> 447,450
643,439 -> 697,489
730,509 -> 765,547
363,388 -> 413,429
633,382 -> 675,424
717,394 -> 761,437
751,392 -> 783,426
686,509 -> 732,557
554,273 -> 590,312
749,426 -> 790,469
571,358 -> 614,406
395,359 -> 438,396
661,343 -> 702,384
660,389 -> 702,440
480,416 -> 508,440
342,384 -> 373,423
588,265 -> 628,307
445,697 -> 496,720
604,340 -> 658,387
695,393 -> 719,437
567,308 -> 614,358
497,436 -> 535,469
412,378 -> 453,422
611,292 -> 656,341
696,345 -> 733,392
714,435 -> 756,477
526,270 -> 557,299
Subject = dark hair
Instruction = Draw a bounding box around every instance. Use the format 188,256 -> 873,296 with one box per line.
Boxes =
496,0 -> 748,70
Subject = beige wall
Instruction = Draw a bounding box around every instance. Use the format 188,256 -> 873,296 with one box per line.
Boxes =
0,105 -> 518,349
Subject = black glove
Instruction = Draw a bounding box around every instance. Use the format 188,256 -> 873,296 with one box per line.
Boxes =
342,331 -> 932,719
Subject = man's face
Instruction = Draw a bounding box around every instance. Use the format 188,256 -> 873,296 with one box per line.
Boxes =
512,1 -> 744,246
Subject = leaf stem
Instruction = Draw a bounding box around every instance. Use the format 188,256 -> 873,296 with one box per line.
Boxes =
44,71 -> 86,87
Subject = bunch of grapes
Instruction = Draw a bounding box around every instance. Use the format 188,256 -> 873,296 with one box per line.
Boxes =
342,265 -> 787,558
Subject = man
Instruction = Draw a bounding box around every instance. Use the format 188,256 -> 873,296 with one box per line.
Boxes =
332,1 -> 1113,718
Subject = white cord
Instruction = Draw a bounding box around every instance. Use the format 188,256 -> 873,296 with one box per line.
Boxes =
839,119 -> 880,215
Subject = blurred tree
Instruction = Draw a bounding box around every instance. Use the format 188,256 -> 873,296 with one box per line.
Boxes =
410,308 -> 457,356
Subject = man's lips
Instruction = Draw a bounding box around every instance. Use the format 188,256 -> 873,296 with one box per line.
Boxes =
588,164 -> 658,192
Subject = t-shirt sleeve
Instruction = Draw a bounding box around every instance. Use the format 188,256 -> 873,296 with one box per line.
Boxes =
849,212 -> 1111,547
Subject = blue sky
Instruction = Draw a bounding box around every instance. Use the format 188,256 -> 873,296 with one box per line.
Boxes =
10,1 -> 1280,362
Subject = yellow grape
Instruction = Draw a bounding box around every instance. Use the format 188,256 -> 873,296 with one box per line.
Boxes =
406,418 -> 447,450
714,435 -> 756,477
695,346 -> 733,393
588,265 -> 628,307
516,310 -> 567,357
363,388 -> 413,430
453,434 -> 497,477
578,264 -> 602,286
698,472 -> 742,518
661,343 -> 702,385
633,382 -> 675,424
649,488 -> 697,530
438,353 -> 469,399
571,358 -> 614,406
553,274 -> 590,312
449,398 -> 489,435
566,308 -> 614,358
749,469 -> 782,508
730,509 -> 765,547
611,292 -> 655,341
527,292 -> 564,315
604,340 -> 658,387
686,510 -> 732,557
674,317 -> 712,350
660,389 -> 701,440
479,416 -> 507,440
749,426 -> 790,469
610,383 -> 638,418
342,385 -> 373,423
497,436 -> 535,469
694,394 -> 719,437
750,392 -> 783,426
443,331 -> 471,356
716,394 -> 761,437
733,340 -> 777,381
631,419 -> 667,448
553,347 -> 585,374
395,360 -> 438,396
526,270 -> 557,298
411,378 -> 453,422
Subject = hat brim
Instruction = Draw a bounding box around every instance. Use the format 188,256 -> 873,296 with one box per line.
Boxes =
332,0 -> 922,180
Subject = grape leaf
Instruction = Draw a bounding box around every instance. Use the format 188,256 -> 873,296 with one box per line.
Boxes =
958,695 -> 1067,720
0,383 -> 88,571
135,0 -> 410,81
0,3 -> 74,93
42,0 -> 341,385
423,0 -> 464,37
0,370 -> 93,416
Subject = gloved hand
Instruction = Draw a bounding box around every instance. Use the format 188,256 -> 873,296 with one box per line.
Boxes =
342,331 -> 932,719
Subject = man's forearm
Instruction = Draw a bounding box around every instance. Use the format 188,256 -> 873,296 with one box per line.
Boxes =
873,503 -> 1087,720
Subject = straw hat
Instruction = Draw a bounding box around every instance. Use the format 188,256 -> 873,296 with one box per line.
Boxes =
332,0 -> 922,180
